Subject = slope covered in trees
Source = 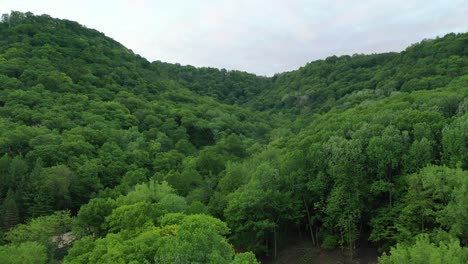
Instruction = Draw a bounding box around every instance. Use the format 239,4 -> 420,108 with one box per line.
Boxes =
0,11 -> 467,263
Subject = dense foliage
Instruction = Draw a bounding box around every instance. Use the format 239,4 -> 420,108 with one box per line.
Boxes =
0,11 -> 466,263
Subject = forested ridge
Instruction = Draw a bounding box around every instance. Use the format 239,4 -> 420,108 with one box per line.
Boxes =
0,11 -> 467,264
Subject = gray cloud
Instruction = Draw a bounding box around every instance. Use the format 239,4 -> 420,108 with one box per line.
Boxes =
2,0 -> 468,75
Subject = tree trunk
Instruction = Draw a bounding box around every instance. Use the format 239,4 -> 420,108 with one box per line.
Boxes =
348,216 -> 353,259
315,227 -> 320,247
389,190 -> 392,208
303,196 -> 316,246
274,226 -> 277,259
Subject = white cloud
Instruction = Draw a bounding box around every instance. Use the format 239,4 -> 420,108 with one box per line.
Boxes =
1,0 -> 467,75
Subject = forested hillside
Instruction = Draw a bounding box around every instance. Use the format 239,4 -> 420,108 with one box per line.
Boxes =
0,11 -> 467,264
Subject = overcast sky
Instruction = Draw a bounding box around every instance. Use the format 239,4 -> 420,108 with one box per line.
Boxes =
2,0 -> 468,75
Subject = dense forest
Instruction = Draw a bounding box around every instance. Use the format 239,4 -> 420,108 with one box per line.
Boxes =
0,11 -> 467,263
